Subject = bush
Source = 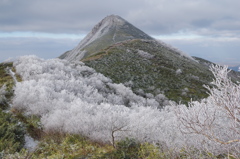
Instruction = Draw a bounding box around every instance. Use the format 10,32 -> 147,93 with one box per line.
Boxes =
0,111 -> 25,155
114,138 -> 140,158
101,138 -> 166,159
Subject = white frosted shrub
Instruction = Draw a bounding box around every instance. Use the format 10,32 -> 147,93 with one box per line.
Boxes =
13,56 -> 156,110
12,56 -> 239,156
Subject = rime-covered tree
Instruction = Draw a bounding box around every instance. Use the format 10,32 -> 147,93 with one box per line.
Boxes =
175,65 -> 240,155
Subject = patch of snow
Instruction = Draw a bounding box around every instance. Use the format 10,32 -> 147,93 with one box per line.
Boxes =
8,68 -> 18,84
137,50 -> 154,59
191,74 -> 199,80
113,32 -> 116,42
24,135 -> 38,152
176,69 -> 182,74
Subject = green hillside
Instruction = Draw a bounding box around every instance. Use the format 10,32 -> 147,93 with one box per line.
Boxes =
84,39 -> 213,104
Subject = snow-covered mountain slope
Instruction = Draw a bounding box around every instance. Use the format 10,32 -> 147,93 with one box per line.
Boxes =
59,15 -> 154,61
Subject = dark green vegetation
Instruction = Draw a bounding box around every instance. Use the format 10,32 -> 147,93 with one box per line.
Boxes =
0,63 -> 15,110
84,39 -> 214,103
0,111 -> 25,154
0,63 -> 25,156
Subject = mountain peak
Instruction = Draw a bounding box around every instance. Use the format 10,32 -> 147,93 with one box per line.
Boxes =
59,15 -> 154,61
105,14 -> 121,19
89,15 -> 126,40
101,14 -> 128,25
103,14 -> 124,22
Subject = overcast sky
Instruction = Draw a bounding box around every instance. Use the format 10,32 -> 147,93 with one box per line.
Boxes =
1,0 -> 240,66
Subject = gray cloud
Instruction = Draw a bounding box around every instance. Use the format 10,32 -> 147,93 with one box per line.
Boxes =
0,37 -> 79,62
161,38 -> 240,66
1,0 -> 239,35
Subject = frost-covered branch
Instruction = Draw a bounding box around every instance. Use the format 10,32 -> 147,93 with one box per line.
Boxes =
176,64 -> 240,150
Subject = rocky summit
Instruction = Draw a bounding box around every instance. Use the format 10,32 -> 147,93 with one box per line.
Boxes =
59,15 -> 154,61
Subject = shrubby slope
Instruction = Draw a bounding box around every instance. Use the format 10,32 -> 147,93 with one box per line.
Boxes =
84,39 -> 213,103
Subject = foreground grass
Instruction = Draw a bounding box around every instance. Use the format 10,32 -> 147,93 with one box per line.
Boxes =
4,132 -> 237,159
3,133 -> 167,159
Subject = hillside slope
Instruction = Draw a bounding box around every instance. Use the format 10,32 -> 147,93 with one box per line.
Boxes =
83,39 -> 213,103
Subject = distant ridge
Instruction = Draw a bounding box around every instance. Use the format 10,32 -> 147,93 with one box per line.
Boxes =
59,15 -> 154,61
229,65 -> 240,72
